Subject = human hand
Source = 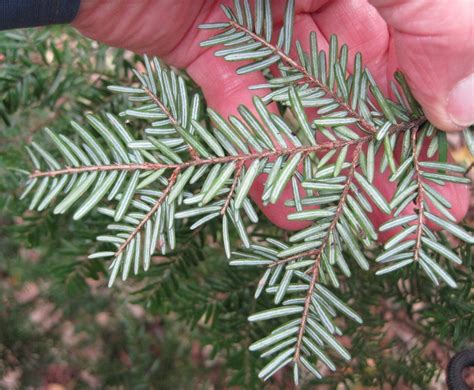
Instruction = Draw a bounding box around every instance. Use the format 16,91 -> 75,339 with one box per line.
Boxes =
73,0 -> 472,239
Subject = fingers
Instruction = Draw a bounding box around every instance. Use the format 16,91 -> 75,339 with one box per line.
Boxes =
186,45 -> 311,231
72,0 -> 331,66
76,0 -> 470,236
183,1 -> 330,231
283,7 -> 470,242
369,0 -> 474,131
311,0 -> 391,92
72,0 -> 207,56
188,49 -> 317,231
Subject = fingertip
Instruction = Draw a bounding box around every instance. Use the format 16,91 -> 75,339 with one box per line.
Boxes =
417,74 -> 474,133
368,0 -> 474,132
422,108 -> 466,133
446,73 -> 474,130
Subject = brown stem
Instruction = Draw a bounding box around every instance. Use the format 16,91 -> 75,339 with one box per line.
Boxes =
412,127 -> 424,261
142,85 -> 199,158
29,114 -> 424,180
293,142 -> 363,362
228,21 -> 377,132
228,20 -> 423,138
114,168 -> 180,257
221,161 -> 244,215
142,85 -> 178,126
29,136 -> 369,179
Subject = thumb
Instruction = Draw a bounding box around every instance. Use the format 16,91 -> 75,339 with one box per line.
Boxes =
369,0 -> 474,131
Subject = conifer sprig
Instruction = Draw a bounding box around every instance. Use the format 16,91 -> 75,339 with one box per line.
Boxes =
376,125 -> 472,286
199,0 -> 472,382
19,0 -> 472,384
293,143 -> 363,362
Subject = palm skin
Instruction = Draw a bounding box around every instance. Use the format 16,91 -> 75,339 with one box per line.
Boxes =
73,0 -> 472,238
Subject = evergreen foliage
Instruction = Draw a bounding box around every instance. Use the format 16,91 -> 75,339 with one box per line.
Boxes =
5,1 -> 473,386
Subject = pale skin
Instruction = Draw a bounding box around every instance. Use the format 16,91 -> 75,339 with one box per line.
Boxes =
72,0 -> 473,239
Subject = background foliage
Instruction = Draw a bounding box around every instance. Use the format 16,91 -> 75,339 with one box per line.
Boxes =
0,24 -> 472,389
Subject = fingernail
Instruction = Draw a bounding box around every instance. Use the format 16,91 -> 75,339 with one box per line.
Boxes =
447,73 -> 474,127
